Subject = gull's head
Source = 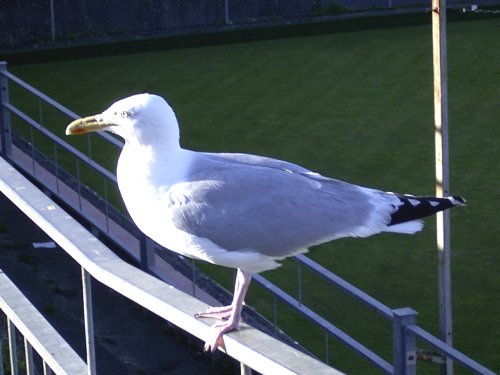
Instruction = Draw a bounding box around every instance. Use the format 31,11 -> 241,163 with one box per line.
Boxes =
66,94 -> 180,146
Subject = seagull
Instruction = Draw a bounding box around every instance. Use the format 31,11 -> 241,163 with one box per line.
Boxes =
66,93 -> 465,351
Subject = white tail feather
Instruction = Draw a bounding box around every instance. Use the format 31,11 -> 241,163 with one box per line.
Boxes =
385,220 -> 424,234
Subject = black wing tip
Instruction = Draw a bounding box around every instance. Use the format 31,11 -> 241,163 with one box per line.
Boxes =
403,194 -> 466,206
389,194 -> 466,226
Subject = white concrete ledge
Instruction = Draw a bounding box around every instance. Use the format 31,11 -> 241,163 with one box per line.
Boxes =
0,156 -> 343,375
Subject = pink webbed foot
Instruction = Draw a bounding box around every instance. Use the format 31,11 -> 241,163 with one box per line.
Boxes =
197,269 -> 253,352
196,306 -> 241,351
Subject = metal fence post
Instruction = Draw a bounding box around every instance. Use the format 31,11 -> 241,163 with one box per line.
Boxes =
432,2 -> 454,374
393,307 -> 417,375
81,268 -> 97,375
0,62 -> 12,159
140,234 -> 155,273
24,339 -> 34,375
240,362 -> 252,375
49,0 -> 56,41
43,361 -> 53,375
7,319 -> 18,375
0,321 -> 3,375
224,0 -> 231,25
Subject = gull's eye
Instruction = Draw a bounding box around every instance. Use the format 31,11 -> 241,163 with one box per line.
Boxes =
121,111 -> 132,118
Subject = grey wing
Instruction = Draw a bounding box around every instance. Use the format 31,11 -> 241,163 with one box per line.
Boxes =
170,158 -> 394,258
202,152 -> 316,174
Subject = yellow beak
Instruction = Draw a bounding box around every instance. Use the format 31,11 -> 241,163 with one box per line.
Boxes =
66,115 -> 114,135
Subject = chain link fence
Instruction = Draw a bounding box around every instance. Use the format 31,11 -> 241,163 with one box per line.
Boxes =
1,0 -> 497,50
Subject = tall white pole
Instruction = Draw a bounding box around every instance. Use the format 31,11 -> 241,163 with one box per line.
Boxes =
432,1 -> 453,374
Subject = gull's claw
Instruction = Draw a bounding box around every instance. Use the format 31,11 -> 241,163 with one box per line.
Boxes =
203,331 -> 226,352
203,319 -> 240,352
200,270 -> 252,352
198,305 -> 241,351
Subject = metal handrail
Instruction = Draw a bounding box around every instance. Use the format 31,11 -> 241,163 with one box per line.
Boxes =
1,62 -> 495,375
293,254 -> 394,319
4,101 -> 117,183
253,274 -> 393,374
407,325 -> 495,375
1,68 -> 123,149
0,268 -> 88,375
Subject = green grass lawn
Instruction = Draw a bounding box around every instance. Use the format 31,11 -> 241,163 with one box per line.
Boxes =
8,17 -> 500,374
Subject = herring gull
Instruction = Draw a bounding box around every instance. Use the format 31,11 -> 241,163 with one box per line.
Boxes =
66,93 -> 465,351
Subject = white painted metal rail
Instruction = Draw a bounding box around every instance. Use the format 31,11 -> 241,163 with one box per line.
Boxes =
0,269 -> 88,375
0,155 -> 343,374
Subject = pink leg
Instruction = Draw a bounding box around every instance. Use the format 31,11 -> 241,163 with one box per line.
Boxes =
200,269 -> 252,352
195,269 -> 247,320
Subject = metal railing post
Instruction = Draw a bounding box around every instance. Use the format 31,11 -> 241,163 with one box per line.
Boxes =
0,62 -> 12,159
43,361 -> 53,375
393,307 -> 417,375
24,339 -> 34,375
240,362 -> 252,375
139,234 -> 155,272
7,318 -> 18,375
0,322 -> 3,375
49,0 -> 56,41
81,268 -> 97,375
224,0 -> 231,25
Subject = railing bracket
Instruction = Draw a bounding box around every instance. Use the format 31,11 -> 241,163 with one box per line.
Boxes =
416,349 -> 446,364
